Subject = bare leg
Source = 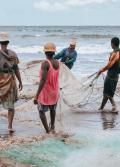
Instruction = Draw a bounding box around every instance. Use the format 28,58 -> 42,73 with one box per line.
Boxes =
99,95 -> 108,110
49,106 -> 56,133
109,97 -> 116,107
109,97 -> 118,113
39,111 -> 49,133
8,109 -> 15,132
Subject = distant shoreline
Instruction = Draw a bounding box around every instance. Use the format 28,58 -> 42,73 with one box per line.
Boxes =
0,25 -> 120,27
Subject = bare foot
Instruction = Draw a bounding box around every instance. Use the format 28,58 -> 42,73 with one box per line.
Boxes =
98,108 -> 104,112
111,106 -> 118,114
8,128 -> 15,133
49,128 -> 56,134
46,130 -> 50,134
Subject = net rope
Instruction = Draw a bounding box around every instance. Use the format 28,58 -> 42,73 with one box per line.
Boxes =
20,60 -> 106,109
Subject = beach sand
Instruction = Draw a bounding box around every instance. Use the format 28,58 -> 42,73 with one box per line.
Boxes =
0,61 -> 120,167
0,98 -> 120,167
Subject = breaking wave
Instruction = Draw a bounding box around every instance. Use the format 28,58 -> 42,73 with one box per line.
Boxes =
10,44 -> 111,54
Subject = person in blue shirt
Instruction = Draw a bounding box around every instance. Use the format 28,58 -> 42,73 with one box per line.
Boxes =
54,40 -> 77,69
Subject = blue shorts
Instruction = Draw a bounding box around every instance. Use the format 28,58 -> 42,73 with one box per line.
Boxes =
37,103 -> 57,112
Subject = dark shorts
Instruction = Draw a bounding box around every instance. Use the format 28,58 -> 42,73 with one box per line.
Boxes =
103,76 -> 118,97
37,103 -> 57,112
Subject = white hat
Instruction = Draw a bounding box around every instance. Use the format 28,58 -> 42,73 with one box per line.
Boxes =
44,43 -> 56,52
0,32 -> 9,42
70,39 -> 76,46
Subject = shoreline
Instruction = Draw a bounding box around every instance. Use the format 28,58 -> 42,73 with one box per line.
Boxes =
0,60 -> 120,167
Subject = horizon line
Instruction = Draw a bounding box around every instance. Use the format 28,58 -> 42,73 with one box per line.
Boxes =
0,25 -> 120,27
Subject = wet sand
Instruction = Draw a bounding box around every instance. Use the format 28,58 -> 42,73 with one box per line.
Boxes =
0,61 -> 120,166
1,99 -> 119,133
0,157 -> 32,167
0,100 -> 120,166
0,99 -> 120,140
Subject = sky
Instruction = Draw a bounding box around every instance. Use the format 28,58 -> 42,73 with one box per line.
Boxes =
0,0 -> 120,26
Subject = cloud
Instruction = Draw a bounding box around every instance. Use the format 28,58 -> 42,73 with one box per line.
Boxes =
34,1 -> 67,11
34,0 -> 117,11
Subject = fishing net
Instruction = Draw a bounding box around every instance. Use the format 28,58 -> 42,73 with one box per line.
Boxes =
1,60 -> 120,123
20,60 -> 120,112
20,60 -> 106,112
1,129 -> 120,167
0,60 -> 120,167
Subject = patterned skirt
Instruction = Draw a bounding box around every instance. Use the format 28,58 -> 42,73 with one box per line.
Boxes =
1,79 -> 18,110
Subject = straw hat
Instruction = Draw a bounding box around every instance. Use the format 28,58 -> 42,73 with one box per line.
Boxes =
44,43 -> 56,52
0,32 -> 9,42
70,39 -> 76,46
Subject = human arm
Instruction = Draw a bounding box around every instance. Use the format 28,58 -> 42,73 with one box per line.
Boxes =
97,52 -> 119,76
65,52 -> 77,64
13,55 -> 23,91
14,65 -> 23,91
54,49 -> 65,60
34,61 -> 49,104
8,51 -> 23,91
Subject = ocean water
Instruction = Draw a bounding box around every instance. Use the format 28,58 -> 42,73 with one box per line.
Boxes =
0,26 -> 120,76
0,26 -> 120,167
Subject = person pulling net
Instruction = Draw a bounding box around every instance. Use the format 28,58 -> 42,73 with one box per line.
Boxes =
20,60 -> 105,111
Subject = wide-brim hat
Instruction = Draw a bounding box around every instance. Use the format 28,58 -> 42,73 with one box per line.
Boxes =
44,43 -> 56,52
0,32 -> 9,43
